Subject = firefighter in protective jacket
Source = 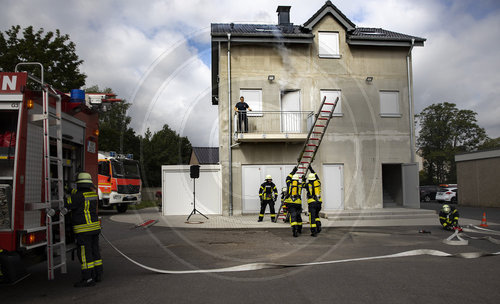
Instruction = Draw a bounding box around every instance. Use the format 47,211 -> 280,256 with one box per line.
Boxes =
286,167 -> 303,237
65,172 -> 103,287
304,166 -> 322,237
258,175 -> 278,222
439,204 -> 459,231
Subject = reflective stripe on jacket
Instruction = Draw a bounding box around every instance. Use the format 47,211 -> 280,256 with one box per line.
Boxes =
66,190 -> 101,234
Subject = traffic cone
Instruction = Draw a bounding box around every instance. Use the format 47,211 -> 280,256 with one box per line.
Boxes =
479,212 -> 488,227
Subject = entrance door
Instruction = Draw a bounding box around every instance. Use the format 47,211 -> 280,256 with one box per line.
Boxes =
281,90 -> 301,133
322,164 -> 344,210
402,163 -> 419,208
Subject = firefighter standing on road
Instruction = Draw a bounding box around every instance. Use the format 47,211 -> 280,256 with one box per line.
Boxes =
65,172 -> 103,287
439,204 -> 460,231
258,175 -> 278,222
286,167 -> 303,237
304,166 -> 322,237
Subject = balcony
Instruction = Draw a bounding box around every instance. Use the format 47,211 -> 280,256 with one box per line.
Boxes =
233,111 -> 314,142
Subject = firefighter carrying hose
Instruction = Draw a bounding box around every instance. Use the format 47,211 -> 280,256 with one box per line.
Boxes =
65,172 -> 103,287
439,204 -> 460,231
258,175 -> 278,222
286,167 -> 303,237
304,165 -> 322,237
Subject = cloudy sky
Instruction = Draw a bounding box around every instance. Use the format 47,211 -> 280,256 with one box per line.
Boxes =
1,0 -> 499,146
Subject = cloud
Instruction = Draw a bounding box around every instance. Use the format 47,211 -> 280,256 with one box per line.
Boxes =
1,0 -> 499,146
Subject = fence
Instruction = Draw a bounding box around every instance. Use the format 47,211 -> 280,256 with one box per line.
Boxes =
233,111 -> 314,135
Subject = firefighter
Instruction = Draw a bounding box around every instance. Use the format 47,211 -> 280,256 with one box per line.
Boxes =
304,166 -> 322,237
65,172 -> 103,287
258,175 -> 278,222
439,204 -> 460,231
286,167 -> 303,237
280,187 -> 289,223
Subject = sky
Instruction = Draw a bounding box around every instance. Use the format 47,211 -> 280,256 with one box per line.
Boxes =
1,0 -> 499,147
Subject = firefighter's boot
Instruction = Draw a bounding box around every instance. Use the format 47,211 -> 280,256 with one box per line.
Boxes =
270,214 -> 276,222
297,225 -> 302,234
258,215 -> 263,222
310,227 -> 317,237
316,221 -> 322,233
292,226 -> 298,237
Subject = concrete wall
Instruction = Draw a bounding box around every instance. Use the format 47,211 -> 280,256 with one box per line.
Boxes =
456,155 -> 500,207
216,13 -> 415,214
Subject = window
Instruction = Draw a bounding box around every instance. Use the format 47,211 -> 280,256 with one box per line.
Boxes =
239,89 -> 262,117
379,91 -> 401,117
98,161 -> 110,176
320,90 -> 342,116
318,32 -> 340,58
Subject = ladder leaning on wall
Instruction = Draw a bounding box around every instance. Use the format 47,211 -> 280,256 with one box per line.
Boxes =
274,96 -> 339,223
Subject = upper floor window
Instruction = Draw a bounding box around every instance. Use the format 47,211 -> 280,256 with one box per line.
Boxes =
320,90 -> 342,116
379,91 -> 401,117
318,32 -> 340,58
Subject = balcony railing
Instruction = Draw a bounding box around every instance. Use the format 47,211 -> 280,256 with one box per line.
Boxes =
233,111 -> 314,142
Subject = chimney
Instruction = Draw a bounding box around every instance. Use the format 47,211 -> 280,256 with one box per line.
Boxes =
276,6 -> 291,25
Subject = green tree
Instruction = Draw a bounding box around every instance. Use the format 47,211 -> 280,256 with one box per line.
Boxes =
89,85 -> 140,159
416,102 -> 487,184
478,137 -> 500,151
141,125 -> 192,187
0,25 -> 86,91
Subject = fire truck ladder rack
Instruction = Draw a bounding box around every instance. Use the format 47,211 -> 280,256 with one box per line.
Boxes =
274,96 -> 338,223
16,63 -> 67,280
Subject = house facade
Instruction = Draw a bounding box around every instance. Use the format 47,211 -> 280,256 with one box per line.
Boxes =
211,1 -> 425,215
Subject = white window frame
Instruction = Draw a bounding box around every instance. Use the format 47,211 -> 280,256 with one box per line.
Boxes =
318,32 -> 340,58
320,90 -> 342,117
239,89 -> 262,117
379,90 -> 401,117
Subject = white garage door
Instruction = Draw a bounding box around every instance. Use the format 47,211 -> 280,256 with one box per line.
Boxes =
162,165 -> 221,215
242,164 -> 295,213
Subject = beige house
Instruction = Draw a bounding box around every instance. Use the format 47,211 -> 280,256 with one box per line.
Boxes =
211,1 -> 425,215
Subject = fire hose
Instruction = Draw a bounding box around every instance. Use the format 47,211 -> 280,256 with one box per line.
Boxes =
99,225 -> 500,275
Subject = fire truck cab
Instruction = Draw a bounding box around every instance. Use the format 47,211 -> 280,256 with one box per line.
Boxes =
0,65 -> 99,283
98,152 -> 141,213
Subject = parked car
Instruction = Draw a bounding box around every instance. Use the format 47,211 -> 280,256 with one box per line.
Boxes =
419,185 -> 440,202
435,187 -> 458,203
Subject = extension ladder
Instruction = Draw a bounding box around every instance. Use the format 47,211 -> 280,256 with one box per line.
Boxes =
17,63 -> 67,280
274,95 -> 338,222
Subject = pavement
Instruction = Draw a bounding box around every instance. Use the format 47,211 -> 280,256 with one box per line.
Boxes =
110,205 -> 498,229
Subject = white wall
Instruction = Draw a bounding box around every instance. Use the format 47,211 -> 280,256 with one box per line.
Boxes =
161,165 -> 221,215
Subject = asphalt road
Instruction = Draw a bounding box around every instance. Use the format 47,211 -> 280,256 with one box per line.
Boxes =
2,205 -> 500,304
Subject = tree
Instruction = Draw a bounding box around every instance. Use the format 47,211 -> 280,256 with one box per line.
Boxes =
0,25 -> 86,90
478,137 -> 500,151
141,125 -> 192,187
416,102 -> 487,184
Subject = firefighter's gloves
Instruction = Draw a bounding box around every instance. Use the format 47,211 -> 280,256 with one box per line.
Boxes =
309,165 -> 315,173
291,166 -> 298,174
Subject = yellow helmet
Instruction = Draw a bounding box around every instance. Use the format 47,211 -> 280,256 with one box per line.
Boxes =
76,172 -> 93,184
265,175 -> 272,180
292,174 -> 300,180
308,173 -> 316,180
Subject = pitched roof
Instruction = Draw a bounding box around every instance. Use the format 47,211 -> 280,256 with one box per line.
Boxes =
191,147 -> 219,164
210,1 -> 426,47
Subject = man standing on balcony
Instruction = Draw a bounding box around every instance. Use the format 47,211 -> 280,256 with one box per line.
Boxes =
258,175 -> 278,222
234,96 -> 252,133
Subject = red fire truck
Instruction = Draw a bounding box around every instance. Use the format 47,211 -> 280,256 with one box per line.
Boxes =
98,152 -> 142,213
0,63 -> 99,283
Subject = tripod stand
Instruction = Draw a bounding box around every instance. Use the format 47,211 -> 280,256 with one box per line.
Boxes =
186,177 -> 208,221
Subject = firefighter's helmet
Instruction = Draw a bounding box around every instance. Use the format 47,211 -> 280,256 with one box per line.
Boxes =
308,173 -> 316,180
265,175 -> 272,180
442,204 -> 451,213
76,172 -> 93,184
292,174 -> 300,180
